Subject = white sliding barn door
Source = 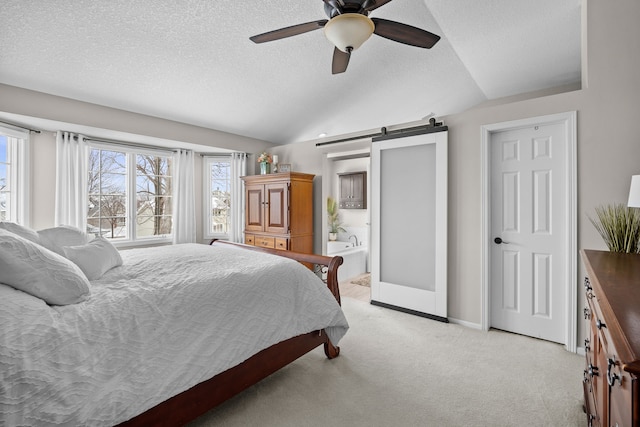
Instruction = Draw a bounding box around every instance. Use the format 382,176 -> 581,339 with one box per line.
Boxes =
370,130 -> 448,320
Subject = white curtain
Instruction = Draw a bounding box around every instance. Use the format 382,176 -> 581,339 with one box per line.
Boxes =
229,152 -> 247,243
55,131 -> 88,230
172,149 -> 196,244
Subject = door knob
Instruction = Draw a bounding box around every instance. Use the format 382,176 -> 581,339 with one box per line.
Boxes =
494,237 -> 510,244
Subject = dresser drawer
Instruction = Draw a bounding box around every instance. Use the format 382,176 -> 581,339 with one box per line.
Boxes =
609,368 -> 634,427
275,238 -> 288,251
255,236 -> 275,249
582,377 -> 599,427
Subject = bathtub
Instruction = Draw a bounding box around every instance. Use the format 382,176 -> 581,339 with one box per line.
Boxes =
326,241 -> 368,283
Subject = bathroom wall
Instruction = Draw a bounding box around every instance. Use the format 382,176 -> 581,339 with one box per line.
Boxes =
331,157 -> 370,247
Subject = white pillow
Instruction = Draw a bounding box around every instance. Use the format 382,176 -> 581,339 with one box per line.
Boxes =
38,225 -> 88,256
0,229 -> 91,305
0,221 -> 41,245
63,237 -> 123,280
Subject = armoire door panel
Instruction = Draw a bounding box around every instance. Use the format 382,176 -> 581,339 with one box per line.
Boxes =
265,183 -> 288,233
245,186 -> 264,232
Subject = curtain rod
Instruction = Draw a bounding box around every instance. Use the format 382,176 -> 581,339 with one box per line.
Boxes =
80,136 -> 179,153
315,118 -> 445,147
74,134 -> 246,157
199,152 -> 248,157
0,120 -> 41,134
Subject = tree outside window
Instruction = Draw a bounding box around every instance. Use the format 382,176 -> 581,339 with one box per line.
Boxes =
135,154 -> 172,237
87,147 -> 172,241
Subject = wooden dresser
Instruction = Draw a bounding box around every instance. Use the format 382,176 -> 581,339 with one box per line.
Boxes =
581,250 -> 640,427
241,172 -> 314,254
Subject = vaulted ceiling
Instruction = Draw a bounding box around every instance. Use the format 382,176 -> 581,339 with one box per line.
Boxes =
0,0 -> 581,145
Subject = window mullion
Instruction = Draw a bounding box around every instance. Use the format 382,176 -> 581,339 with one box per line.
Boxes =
127,152 -> 136,241
204,158 -> 212,236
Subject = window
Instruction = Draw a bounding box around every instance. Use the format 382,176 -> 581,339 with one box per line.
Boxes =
87,144 -> 173,244
203,156 -> 231,239
0,126 -> 29,224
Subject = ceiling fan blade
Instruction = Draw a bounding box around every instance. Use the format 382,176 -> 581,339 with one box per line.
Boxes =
371,18 -> 440,49
363,0 -> 394,12
332,47 -> 351,74
322,0 -> 344,11
250,20 -> 328,43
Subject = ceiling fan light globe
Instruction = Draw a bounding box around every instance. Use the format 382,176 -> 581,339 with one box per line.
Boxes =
323,13 -> 375,53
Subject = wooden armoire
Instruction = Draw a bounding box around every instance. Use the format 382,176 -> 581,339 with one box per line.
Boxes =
241,172 -> 314,254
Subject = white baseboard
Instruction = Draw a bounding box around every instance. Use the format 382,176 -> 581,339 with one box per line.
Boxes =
448,317 -> 482,330
449,319 -> 586,356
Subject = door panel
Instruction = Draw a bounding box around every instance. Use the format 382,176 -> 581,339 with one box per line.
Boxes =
245,184 -> 263,232
371,130 -> 447,318
265,183 -> 288,234
490,123 -> 566,343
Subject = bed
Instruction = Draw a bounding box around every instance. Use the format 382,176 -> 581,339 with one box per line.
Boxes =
0,225 -> 348,427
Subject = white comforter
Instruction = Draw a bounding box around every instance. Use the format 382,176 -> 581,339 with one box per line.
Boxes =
0,243 -> 349,426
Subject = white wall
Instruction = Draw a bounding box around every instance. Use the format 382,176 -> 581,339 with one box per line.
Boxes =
0,84 -> 275,240
329,157 -> 369,249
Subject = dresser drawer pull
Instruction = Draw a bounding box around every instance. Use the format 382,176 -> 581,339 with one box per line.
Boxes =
588,363 -> 599,377
607,358 -> 621,386
583,307 -> 590,320
584,338 -> 590,352
596,319 -> 606,330
584,277 -> 592,291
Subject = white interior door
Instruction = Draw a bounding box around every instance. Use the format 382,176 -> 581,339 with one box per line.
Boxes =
370,130 -> 447,320
490,123 -> 567,343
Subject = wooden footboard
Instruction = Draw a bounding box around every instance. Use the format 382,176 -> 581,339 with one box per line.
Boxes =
117,240 -> 343,427
209,239 -> 343,305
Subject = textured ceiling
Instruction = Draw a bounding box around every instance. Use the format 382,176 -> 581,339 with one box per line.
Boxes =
0,0 -> 581,145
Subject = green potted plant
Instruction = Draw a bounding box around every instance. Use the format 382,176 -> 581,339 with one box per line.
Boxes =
327,196 -> 346,241
589,203 -> 640,253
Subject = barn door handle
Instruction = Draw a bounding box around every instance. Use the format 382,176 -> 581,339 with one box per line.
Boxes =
494,237 -> 510,245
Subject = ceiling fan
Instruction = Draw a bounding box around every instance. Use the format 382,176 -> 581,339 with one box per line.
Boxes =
249,0 -> 441,74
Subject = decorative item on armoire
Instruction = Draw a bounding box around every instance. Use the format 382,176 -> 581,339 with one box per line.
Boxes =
279,163 -> 291,173
257,152 -> 272,175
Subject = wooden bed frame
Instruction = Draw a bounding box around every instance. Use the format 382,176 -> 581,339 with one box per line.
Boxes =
117,240 -> 344,427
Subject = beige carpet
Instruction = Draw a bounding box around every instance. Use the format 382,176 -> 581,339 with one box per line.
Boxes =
348,273 -> 370,287
189,297 -> 584,427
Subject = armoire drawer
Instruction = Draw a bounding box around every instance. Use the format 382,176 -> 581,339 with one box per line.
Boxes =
275,238 -> 288,250
254,236 -> 275,249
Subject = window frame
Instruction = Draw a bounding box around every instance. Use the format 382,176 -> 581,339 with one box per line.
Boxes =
0,125 -> 30,226
87,141 -> 174,248
202,156 -> 233,241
